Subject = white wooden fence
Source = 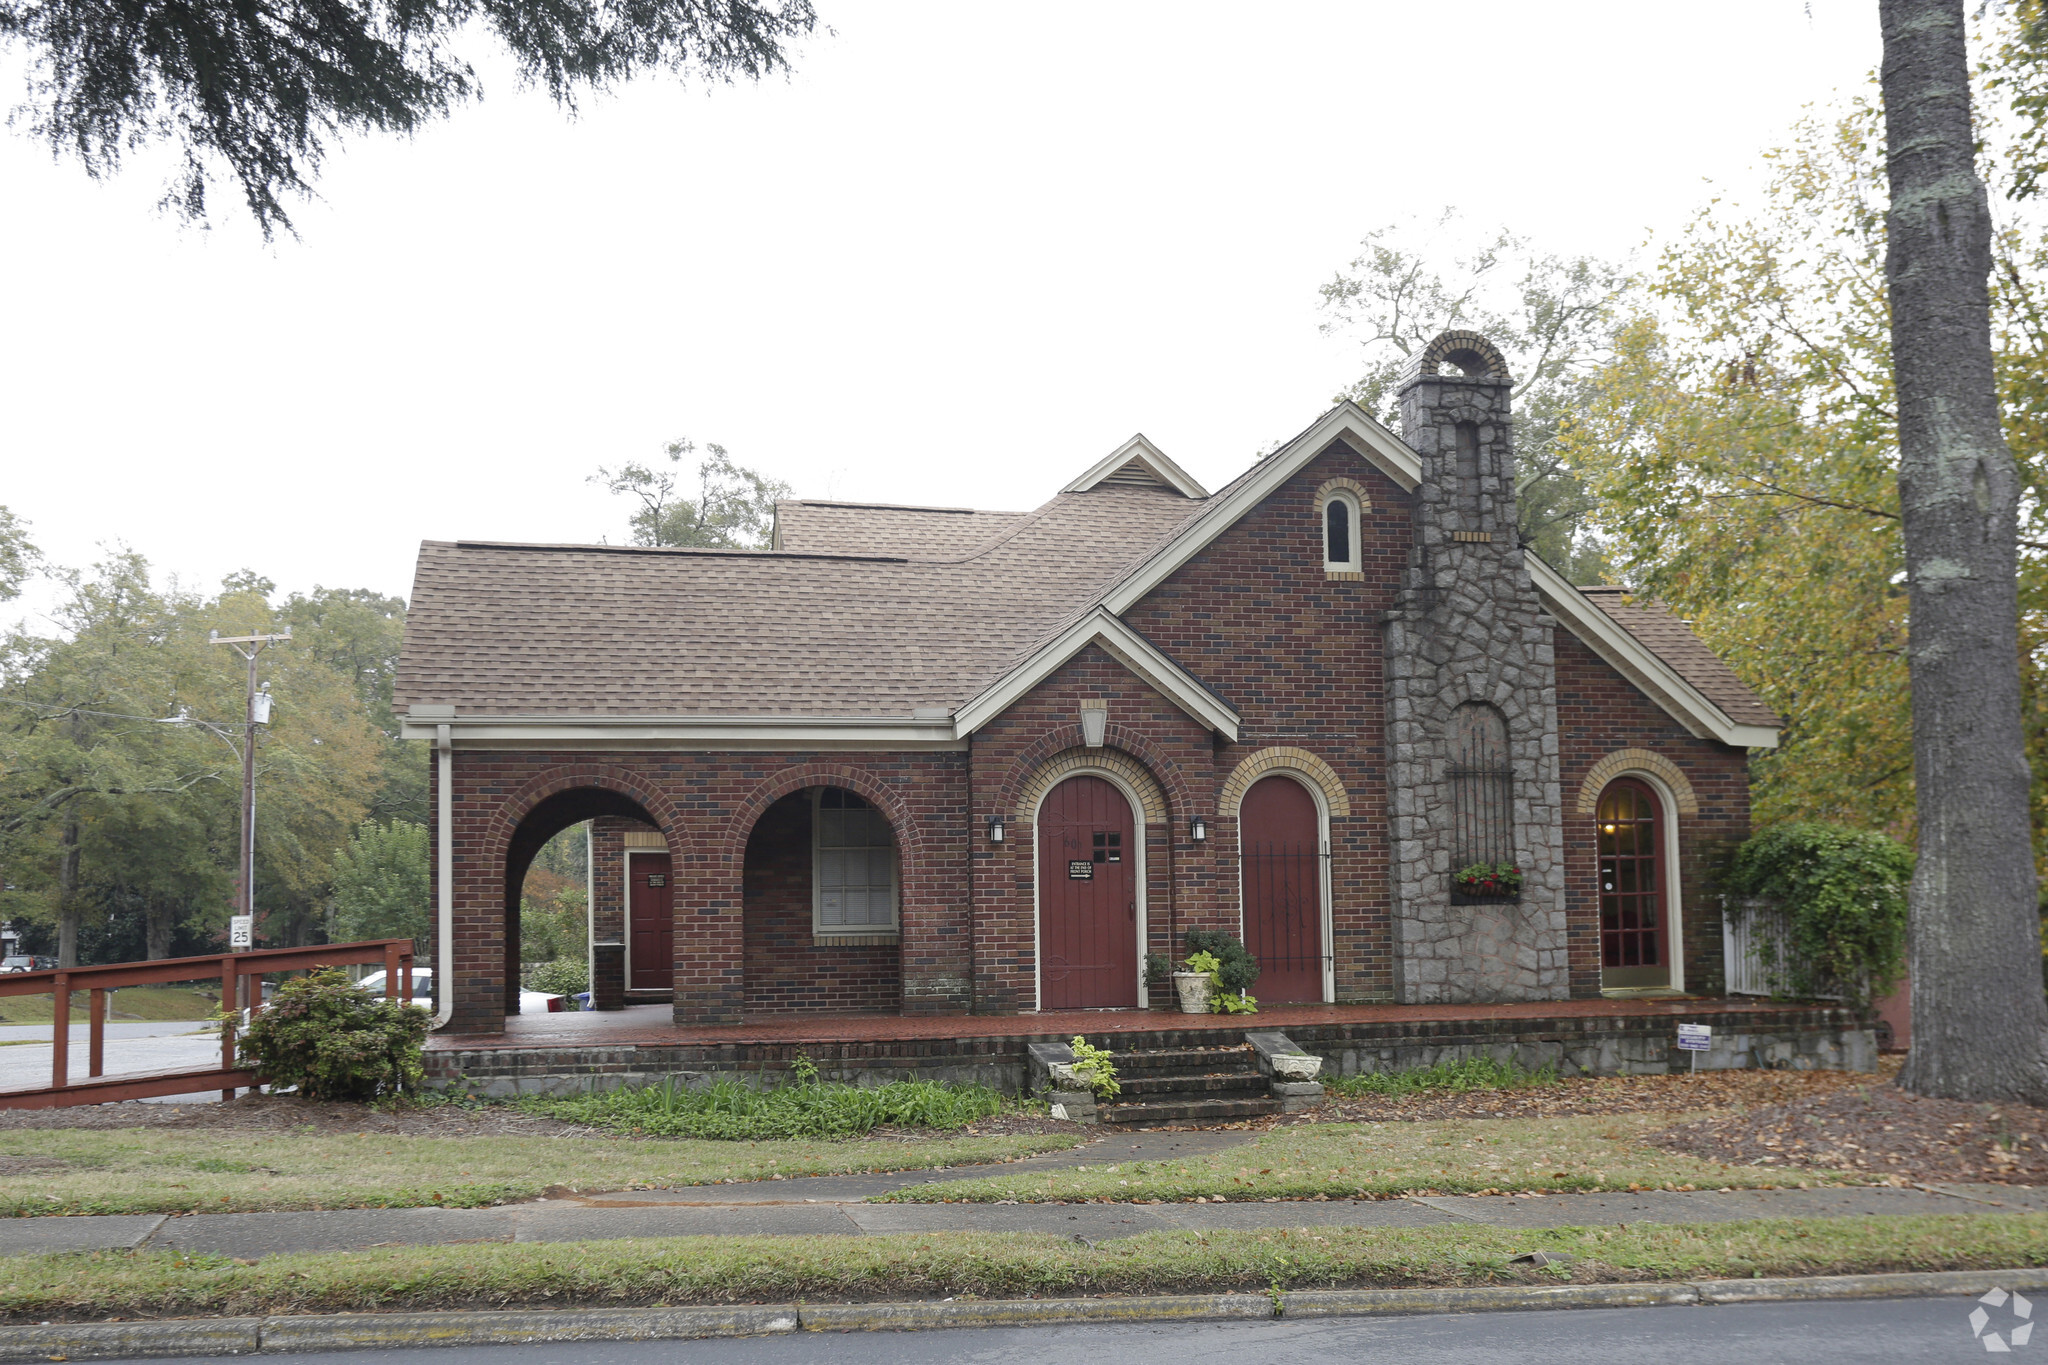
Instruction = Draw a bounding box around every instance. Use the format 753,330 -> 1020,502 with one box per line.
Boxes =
1722,899 -> 1794,996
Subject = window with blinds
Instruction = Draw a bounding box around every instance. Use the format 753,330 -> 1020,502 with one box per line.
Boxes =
812,787 -> 898,934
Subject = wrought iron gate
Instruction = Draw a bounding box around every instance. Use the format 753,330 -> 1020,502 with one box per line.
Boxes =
1240,839 -> 1330,1002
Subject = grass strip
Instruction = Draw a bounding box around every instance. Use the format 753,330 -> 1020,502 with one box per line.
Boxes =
515,1074 -> 1020,1140
0,1129 -> 1083,1217
1324,1057 -> 1561,1098
881,1114 -> 1857,1202
2,1215 -> 2044,1319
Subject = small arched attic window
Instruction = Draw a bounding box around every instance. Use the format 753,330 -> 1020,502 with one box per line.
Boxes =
1316,479 -> 1367,576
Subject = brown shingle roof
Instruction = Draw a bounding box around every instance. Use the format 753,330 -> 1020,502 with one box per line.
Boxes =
393,487 -> 1205,716
772,500 -> 1026,558
1577,587 -> 1783,730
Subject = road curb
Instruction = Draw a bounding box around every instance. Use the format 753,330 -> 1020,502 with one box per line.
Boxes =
3,1267 -> 2048,1357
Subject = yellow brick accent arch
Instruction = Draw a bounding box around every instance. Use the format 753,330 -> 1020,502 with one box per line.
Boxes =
1220,747 -> 1351,821
1576,748 -> 1699,817
1313,476 -> 1372,519
1017,748 -> 1167,824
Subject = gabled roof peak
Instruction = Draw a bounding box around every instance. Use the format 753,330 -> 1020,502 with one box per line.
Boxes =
1062,434 -> 1209,498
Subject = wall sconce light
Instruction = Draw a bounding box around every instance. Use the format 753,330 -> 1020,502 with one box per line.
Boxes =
987,814 -> 1005,843
1191,816 -> 1208,843
1080,707 -> 1108,748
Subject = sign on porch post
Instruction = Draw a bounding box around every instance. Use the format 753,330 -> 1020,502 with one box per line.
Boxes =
1677,1023 -> 1711,1074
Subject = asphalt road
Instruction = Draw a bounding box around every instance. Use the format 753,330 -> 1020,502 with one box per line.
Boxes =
86,1296 -> 2028,1364
0,1025 -> 223,1103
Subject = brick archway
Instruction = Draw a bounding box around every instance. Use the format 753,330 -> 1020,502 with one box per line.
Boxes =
718,762 -> 926,872
995,723 -> 1191,827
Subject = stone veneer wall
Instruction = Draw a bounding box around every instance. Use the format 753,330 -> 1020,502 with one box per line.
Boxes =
422,1004 -> 1875,1097
1384,344 -> 1569,1003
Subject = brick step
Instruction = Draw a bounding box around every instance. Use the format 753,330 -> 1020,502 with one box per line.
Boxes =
1098,1095 -> 1284,1125
1103,1047 -> 1254,1074
1115,1071 -> 1267,1097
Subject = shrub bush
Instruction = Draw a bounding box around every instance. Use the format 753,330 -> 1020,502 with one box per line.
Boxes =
1183,929 -> 1260,994
521,1067 -> 1012,1139
238,967 -> 428,1100
1324,1055 -> 1560,1097
523,957 -> 588,996
1727,821 -> 1912,1009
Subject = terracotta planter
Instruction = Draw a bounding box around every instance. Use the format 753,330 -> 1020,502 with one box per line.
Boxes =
1172,971 -> 1214,1015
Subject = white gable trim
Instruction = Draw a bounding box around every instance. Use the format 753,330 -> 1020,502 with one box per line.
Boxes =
1527,555 -> 1781,750
1102,404 -> 1419,615
953,608 -> 1241,740
1063,434 -> 1210,498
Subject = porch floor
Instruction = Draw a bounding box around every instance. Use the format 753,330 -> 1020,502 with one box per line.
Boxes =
427,995 -> 1816,1052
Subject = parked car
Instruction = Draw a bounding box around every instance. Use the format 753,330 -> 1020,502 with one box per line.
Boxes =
353,968 -> 565,1014
2,955 -> 55,972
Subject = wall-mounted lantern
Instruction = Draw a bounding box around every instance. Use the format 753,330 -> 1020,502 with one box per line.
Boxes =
987,814 -> 1006,844
1190,816 -> 1208,843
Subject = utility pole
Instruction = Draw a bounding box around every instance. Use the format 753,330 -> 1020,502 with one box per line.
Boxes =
208,629 -> 291,946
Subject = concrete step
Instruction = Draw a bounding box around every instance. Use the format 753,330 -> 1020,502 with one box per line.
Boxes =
1098,1094 -> 1284,1125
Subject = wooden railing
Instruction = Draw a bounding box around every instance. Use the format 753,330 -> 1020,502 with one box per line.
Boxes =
0,939 -> 415,1109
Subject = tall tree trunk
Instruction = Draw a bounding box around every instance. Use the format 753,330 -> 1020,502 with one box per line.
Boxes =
144,901 -> 174,961
55,817 -> 81,968
1882,0 -> 2048,1102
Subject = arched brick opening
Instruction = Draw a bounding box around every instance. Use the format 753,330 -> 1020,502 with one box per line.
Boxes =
720,764 -> 924,1018
503,787 -> 662,1016
449,764 -> 684,1034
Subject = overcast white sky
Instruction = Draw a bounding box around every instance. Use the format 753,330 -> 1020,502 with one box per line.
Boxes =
0,1 -> 1880,617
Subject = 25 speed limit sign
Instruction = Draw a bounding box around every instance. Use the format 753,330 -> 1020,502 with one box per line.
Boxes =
229,915 -> 254,950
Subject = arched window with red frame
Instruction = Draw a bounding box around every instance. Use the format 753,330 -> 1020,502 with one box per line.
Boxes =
1597,778 -> 1668,988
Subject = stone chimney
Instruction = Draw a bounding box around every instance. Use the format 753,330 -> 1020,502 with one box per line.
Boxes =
1382,331 -> 1568,1004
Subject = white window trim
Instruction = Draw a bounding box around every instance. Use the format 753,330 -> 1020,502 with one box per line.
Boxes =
1323,491 -> 1362,574
1234,770 -> 1336,1004
810,788 -> 901,938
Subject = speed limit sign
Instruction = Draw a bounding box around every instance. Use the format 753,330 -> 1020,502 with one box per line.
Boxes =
229,915 -> 254,949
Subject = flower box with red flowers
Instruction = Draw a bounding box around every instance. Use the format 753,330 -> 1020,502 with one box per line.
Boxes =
1452,861 -> 1524,902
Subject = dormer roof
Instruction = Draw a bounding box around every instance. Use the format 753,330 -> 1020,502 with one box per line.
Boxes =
1061,435 -> 1208,498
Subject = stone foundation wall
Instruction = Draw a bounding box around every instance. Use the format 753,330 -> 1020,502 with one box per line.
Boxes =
422,1004 -> 1873,1098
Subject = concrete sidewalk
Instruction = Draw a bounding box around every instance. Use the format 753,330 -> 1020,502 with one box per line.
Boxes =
4,1139 -> 2043,1260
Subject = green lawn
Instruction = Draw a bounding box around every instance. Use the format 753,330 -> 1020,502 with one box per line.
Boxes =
3,1214 -> 2045,1319
0,987 -> 219,1025
880,1114 -> 1856,1202
0,1128 -> 1085,1216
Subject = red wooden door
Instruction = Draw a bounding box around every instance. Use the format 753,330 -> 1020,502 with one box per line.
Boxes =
628,852 -> 673,991
1037,776 -> 1137,1009
1597,779 -> 1665,984
1240,775 -> 1325,1003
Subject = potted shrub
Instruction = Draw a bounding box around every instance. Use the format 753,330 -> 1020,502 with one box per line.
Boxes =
1176,929 -> 1262,1015
1173,951 -> 1219,1014
1452,861 -> 1523,899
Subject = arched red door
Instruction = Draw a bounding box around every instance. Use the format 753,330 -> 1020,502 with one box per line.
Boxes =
1240,775 -> 1325,1003
1038,775 -> 1137,1009
1597,778 -> 1668,989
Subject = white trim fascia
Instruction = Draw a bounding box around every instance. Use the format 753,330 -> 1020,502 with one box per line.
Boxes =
953,609 -> 1241,741
1062,434 -> 1210,498
1526,555 -> 1781,751
1102,404 -> 1421,616
400,713 -> 963,749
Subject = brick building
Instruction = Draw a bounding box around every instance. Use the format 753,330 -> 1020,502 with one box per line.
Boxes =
395,331 -> 1781,1034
